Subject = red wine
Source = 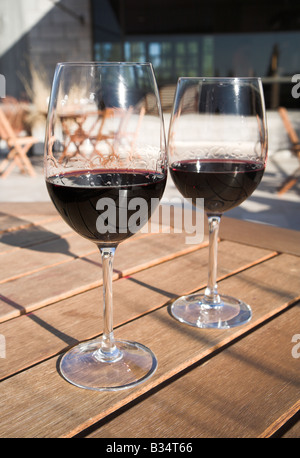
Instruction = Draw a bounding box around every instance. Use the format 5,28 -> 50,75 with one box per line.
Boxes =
46,169 -> 166,246
170,159 -> 264,214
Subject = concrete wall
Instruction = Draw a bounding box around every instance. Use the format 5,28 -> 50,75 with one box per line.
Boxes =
0,0 -> 93,103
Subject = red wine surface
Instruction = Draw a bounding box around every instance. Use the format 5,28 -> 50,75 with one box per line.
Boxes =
170,159 -> 264,214
46,169 -> 166,246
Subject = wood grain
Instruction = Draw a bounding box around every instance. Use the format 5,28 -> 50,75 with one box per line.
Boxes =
0,203 -> 299,438
0,240 -> 274,378
0,253 -> 299,437
220,216 -> 300,256
86,305 -> 300,438
0,229 -> 208,322
258,399 -> 300,438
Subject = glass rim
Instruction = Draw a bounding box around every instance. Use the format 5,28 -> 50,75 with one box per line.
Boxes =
55,61 -> 154,67
177,76 -> 262,82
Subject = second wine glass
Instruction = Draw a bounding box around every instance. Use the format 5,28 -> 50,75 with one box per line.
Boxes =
45,62 -> 167,390
168,77 -> 268,329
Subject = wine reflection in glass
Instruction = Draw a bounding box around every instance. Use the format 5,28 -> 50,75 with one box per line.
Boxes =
168,77 -> 268,328
44,62 -> 167,390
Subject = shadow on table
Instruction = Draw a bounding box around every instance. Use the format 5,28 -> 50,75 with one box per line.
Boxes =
0,293 -> 79,348
227,192 -> 300,230
0,213 -> 102,268
0,214 -> 100,348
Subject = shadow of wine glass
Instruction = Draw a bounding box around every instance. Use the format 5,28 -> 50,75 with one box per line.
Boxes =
0,215 -> 102,268
1,224 -> 70,251
0,214 -> 99,348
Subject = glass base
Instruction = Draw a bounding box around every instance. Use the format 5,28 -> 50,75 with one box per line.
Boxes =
60,339 -> 157,391
170,293 -> 252,329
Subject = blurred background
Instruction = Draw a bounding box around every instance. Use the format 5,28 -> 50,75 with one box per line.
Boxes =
0,0 -> 299,228
1,0 -> 300,106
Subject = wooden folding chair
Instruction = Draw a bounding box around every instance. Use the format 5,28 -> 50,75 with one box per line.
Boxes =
0,106 -> 37,179
277,107 -> 300,194
90,106 -> 145,165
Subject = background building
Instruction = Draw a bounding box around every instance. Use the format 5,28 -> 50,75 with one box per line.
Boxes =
0,0 -> 299,110
92,0 -> 300,109
0,0 -> 92,113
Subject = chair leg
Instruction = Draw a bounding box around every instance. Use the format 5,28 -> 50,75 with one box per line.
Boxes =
14,143 -> 36,176
0,158 -> 9,174
0,158 -> 17,179
0,145 -> 36,178
277,166 -> 300,194
277,107 -> 300,194
20,151 -> 36,176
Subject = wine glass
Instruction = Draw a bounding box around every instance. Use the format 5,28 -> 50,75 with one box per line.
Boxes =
44,62 -> 167,390
168,77 -> 268,328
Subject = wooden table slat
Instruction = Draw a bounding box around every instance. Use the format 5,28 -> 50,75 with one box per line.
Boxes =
220,216 -> 300,256
0,202 -> 299,438
0,241 -> 276,379
0,230 -> 209,323
0,219 -> 73,254
85,305 -> 300,439
0,253 -> 299,437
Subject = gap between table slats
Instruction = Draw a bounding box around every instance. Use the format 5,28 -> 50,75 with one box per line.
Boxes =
258,399 -> 300,438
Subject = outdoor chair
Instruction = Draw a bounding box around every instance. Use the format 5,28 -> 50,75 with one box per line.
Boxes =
58,106 -> 145,167
277,107 -> 300,194
58,107 -> 115,164
0,106 -> 37,179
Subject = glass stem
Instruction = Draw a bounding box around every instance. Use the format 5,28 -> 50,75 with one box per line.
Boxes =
203,215 -> 221,305
97,246 -> 121,362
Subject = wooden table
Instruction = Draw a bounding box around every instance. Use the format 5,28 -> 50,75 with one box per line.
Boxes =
0,202 -> 299,438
